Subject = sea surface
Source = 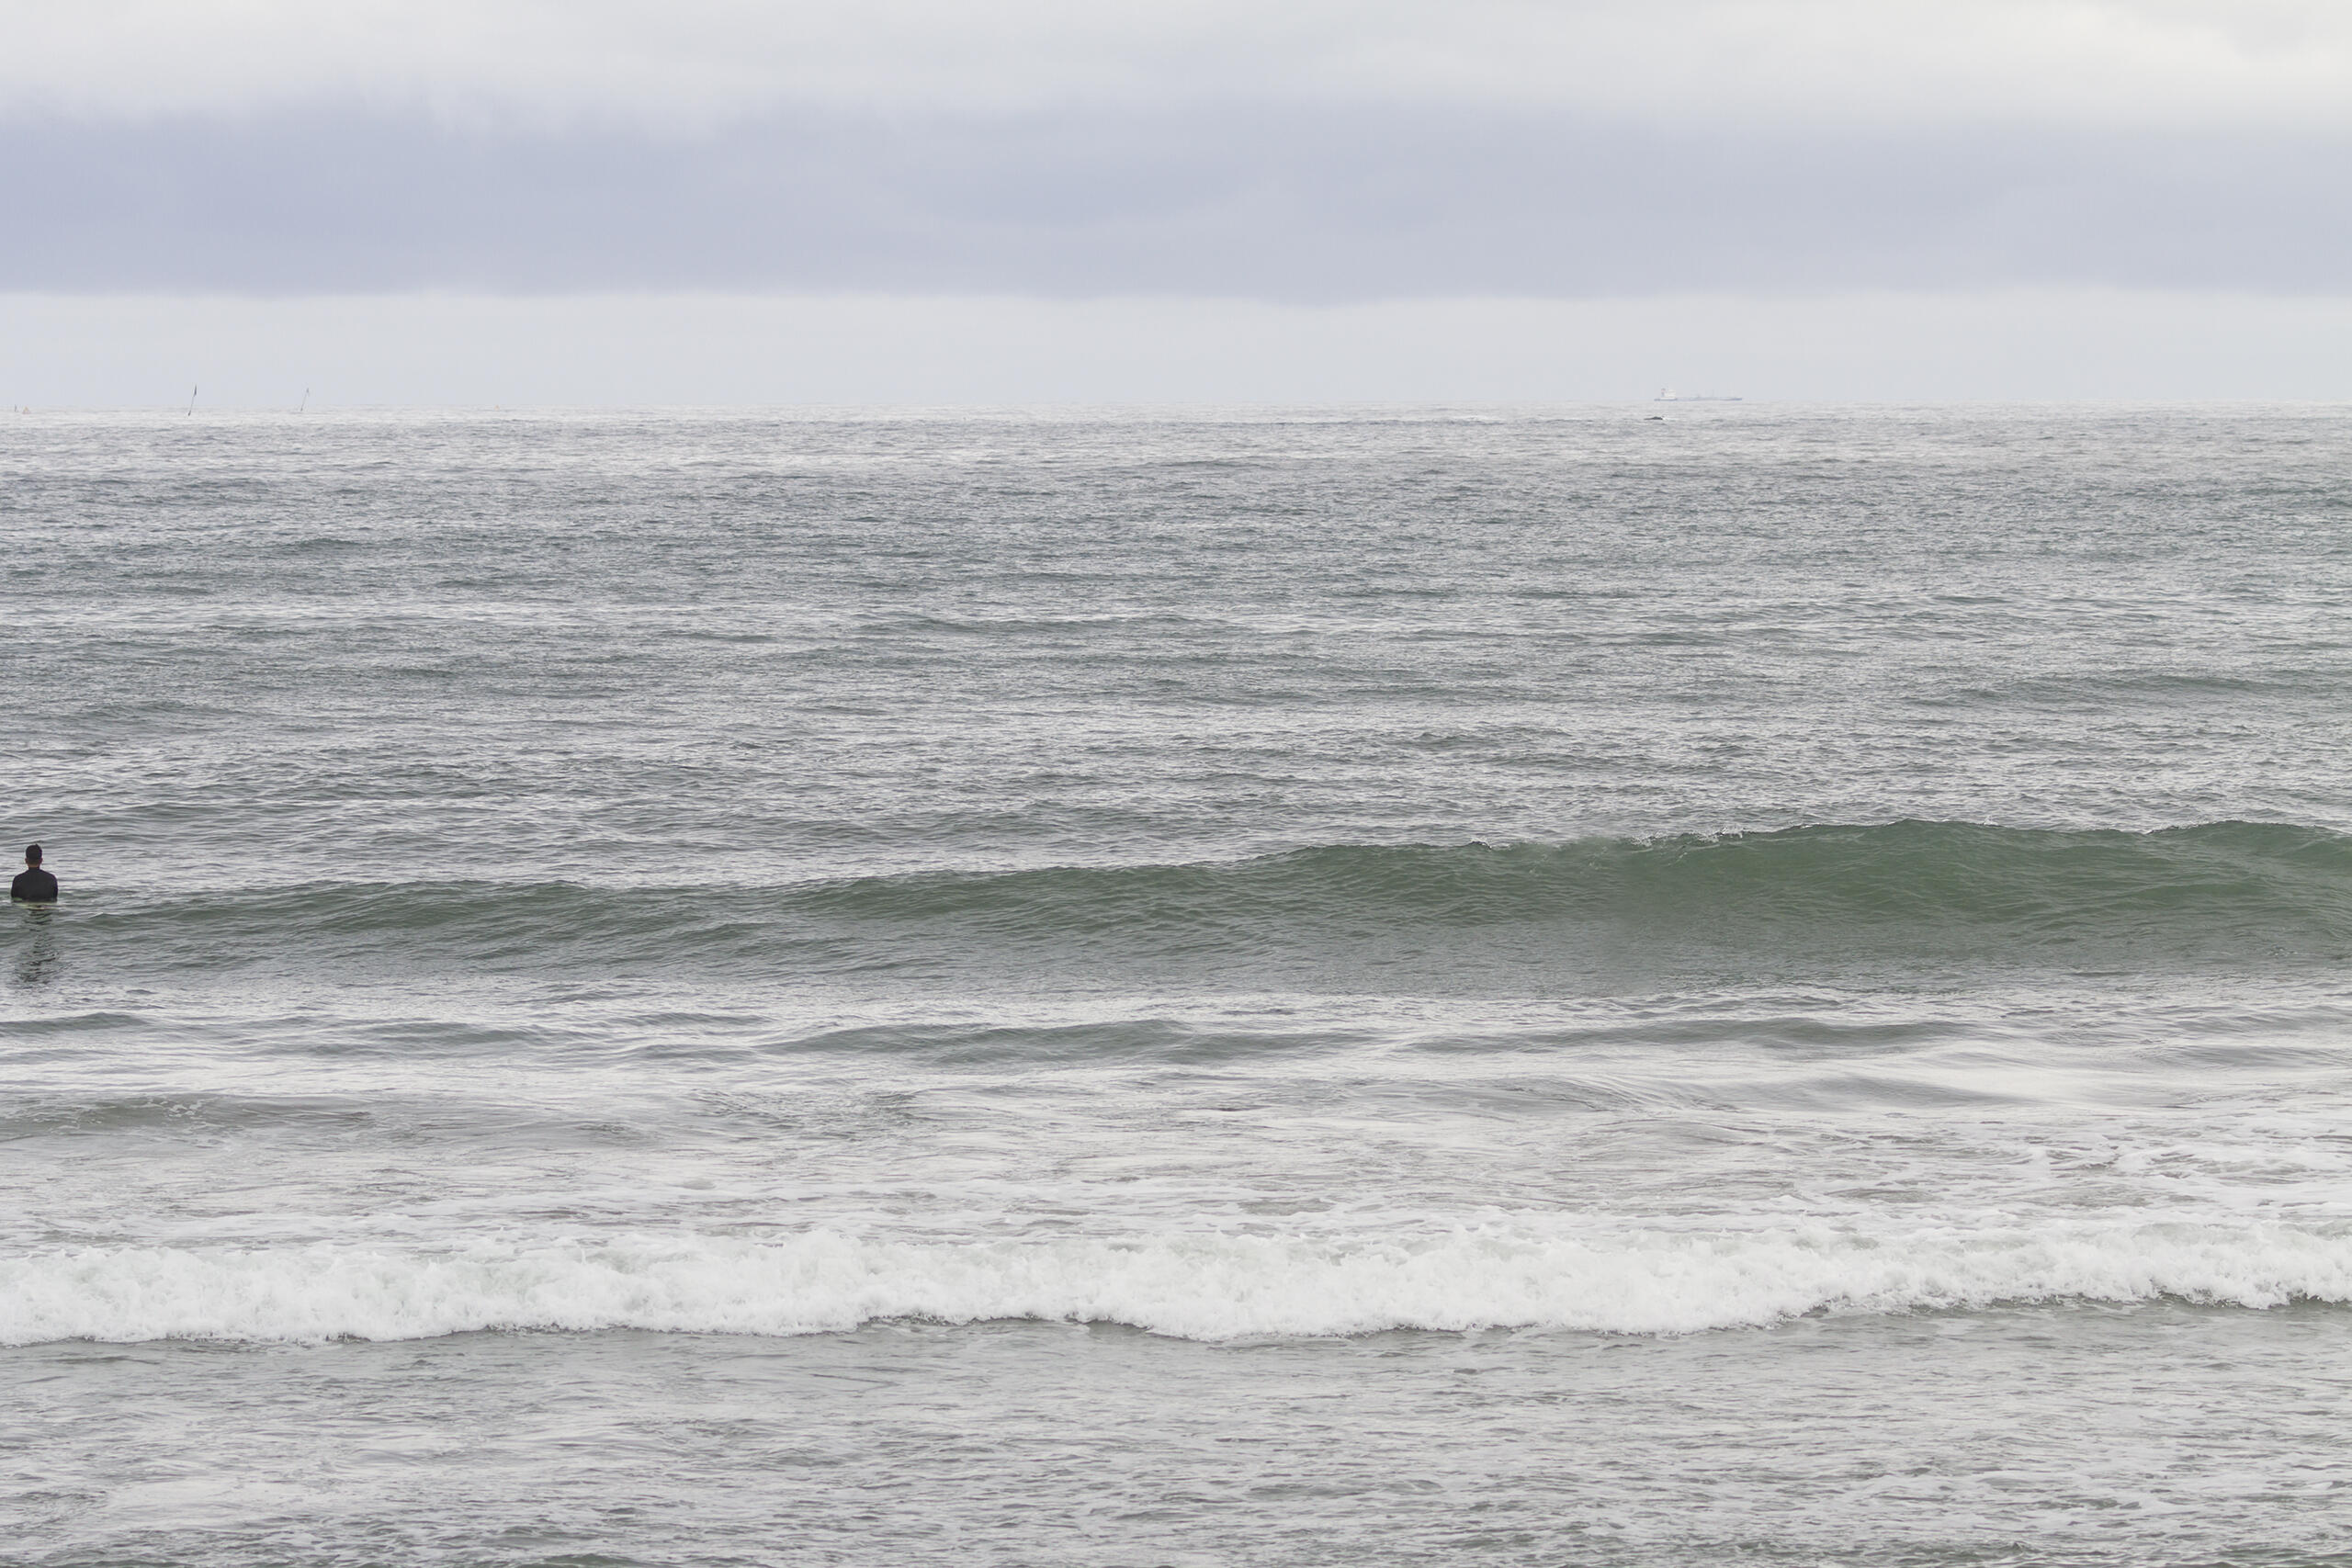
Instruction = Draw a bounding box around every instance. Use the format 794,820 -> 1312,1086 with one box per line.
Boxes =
6,404 -> 2352,1565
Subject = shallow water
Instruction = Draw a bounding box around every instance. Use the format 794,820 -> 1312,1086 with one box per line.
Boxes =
16,1308 -> 2352,1566
6,404 -> 2352,1562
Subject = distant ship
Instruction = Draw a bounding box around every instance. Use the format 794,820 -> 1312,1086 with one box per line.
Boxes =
1655,388 -> 1743,401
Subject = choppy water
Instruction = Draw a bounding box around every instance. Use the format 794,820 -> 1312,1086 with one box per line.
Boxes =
6,403 -> 2352,1564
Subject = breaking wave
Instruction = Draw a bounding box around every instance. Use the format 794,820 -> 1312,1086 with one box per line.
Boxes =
11,1217 -> 2352,1346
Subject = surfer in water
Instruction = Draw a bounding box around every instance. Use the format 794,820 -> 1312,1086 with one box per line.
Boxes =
12,843 -> 58,903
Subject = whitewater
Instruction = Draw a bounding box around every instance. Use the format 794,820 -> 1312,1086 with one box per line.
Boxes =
7,403 -> 2352,1564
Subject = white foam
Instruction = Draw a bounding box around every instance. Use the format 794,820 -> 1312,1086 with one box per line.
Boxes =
8,1220 -> 2352,1346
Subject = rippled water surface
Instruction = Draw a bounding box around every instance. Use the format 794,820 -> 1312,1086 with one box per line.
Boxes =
6,404 -> 2352,1564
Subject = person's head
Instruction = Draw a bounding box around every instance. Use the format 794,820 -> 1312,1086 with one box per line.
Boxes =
23,844 -> 40,868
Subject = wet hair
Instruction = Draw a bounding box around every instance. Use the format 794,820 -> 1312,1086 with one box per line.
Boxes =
23,844 -> 40,865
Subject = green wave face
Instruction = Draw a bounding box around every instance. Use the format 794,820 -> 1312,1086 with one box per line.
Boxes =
52,821 -> 2352,995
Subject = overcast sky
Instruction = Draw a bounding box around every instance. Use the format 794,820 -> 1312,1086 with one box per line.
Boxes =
6,1 -> 2350,401
16,1 -> 2352,129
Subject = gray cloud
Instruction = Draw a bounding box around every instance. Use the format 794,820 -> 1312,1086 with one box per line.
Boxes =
6,107 -> 2349,299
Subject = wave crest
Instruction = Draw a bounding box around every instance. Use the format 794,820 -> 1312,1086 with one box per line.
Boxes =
76,821 -> 2352,981
11,1219 -> 2352,1346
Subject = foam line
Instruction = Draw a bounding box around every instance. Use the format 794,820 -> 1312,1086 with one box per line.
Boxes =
10,1220 -> 2352,1346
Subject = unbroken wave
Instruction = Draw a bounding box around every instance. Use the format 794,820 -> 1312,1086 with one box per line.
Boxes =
55,821 -> 2352,985
10,1219 -> 2352,1346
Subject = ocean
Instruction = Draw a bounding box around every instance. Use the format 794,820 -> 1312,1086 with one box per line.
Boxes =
6,403 -> 2352,1564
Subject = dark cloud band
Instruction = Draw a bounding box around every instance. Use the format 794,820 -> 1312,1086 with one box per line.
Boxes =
9,107 -> 2349,298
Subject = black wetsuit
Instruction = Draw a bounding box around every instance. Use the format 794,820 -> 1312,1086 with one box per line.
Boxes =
10,868 -> 57,902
